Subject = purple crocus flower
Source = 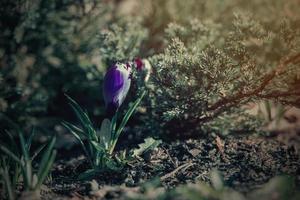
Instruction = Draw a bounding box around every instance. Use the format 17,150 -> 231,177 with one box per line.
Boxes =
103,63 -> 132,116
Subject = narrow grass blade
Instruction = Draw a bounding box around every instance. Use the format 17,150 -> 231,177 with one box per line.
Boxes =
0,145 -> 22,164
0,114 -> 27,160
19,165 -> 29,190
0,167 -> 15,200
62,121 -> 86,137
116,90 -> 146,137
62,122 -> 93,165
37,136 -> 56,179
64,95 -> 98,157
91,141 -> 106,153
18,131 -> 33,188
6,155 -> 30,191
31,143 -> 47,161
111,113 -> 118,136
0,113 -> 22,134
35,150 -> 57,189
12,163 -> 21,191
108,91 -> 146,154
110,112 -> 118,147
18,131 -> 29,162
3,130 -> 18,154
275,105 -> 287,125
264,101 -> 272,122
26,127 -> 36,151
65,94 -> 97,141
65,94 -> 92,127
95,151 -> 100,166
24,160 -> 32,189
91,140 -> 107,166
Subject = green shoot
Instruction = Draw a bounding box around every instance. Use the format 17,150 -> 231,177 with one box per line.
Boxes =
0,122 -> 57,199
63,91 -> 146,178
0,158 -> 16,200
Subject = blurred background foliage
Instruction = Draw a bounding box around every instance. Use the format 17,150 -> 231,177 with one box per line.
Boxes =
126,171 -> 300,200
0,0 -> 146,131
1,0 -> 110,128
0,0 -> 300,139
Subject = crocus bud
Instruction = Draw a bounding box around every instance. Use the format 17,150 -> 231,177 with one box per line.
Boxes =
142,59 -> 152,83
103,63 -> 131,116
134,58 -> 144,71
134,58 -> 152,83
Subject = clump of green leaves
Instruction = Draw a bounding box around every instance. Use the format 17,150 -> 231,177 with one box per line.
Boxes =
0,117 -> 56,199
63,92 -> 146,179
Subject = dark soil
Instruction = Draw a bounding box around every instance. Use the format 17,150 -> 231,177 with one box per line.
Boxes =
41,135 -> 300,200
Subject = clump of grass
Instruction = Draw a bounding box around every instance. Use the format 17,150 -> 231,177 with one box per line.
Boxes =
0,116 -> 56,200
259,101 -> 290,127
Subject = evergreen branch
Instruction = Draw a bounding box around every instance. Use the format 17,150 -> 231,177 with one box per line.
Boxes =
208,53 -> 300,112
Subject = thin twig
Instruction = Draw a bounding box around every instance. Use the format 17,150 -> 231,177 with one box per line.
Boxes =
160,162 -> 194,181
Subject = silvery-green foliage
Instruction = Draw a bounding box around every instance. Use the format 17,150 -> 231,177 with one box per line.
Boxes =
98,18 -> 148,65
148,12 -> 300,134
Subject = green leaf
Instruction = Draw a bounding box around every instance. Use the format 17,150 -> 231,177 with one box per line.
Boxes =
26,127 -> 36,151
63,121 -> 94,166
17,130 -> 32,188
62,121 -> 86,137
110,112 -> 118,140
3,130 -> 18,154
65,94 -> 92,125
133,137 -> 162,157
18,131 -> 30,162
35,150 -> 57,189
0,145 -> 22,165
264,101 -> 272,122
0,113 -> 22,134
91,141 -> 106,153
106,159 -> 123,171
116,90 -> 146,138
65,94 -> 97,141
31,143 -> 47,161
108,91 -> 146,155
99,118 -> 112,150
0,167 -> 15,200
37,136 -> 56,179
23,160 -> 32,189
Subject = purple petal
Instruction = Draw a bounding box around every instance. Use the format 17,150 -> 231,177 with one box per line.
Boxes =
103,64 -> 131,114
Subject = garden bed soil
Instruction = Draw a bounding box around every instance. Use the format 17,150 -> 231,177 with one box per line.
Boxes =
40,134 -> 300,200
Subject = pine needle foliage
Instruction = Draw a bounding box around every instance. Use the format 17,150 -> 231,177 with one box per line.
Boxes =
148,12 -> 300,134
